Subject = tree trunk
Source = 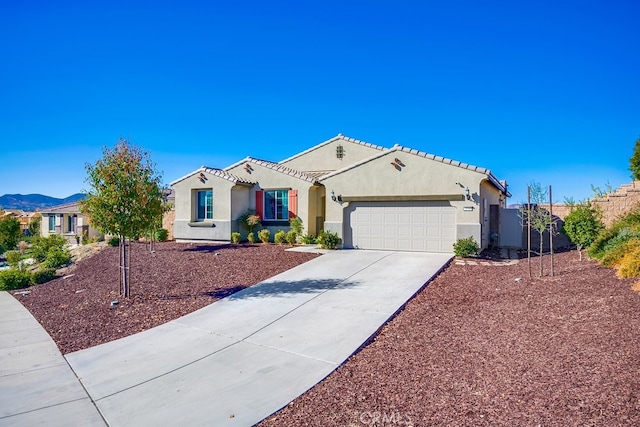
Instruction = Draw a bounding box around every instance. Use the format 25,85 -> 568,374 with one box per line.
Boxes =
539,232 -> 544,277
119,236 -> 130,298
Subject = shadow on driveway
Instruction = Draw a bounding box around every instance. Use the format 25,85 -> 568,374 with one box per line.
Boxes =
227,278 -> 360,300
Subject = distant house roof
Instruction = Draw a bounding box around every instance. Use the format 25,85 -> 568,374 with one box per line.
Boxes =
39,202 -> 83,214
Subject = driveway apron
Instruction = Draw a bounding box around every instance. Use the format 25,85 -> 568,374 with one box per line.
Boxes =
3,250 -> 451,426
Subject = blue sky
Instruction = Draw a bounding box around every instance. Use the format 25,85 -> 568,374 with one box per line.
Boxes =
1,0 -> 638,204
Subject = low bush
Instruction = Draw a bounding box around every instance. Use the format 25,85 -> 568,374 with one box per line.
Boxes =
108,236 -> 120,246
601,238 -> 640,267
231,232 -> 241,244
286,230 -> 297,245
5,251 -> 22,268
274,230 -> 287,245
617,242 -> 640,278
289,217 -> 303,236
247,232 -> 255,244
18,240 -> 29,254
258,229 -> 271,244
156,228 -> 169,242
30,268 -> 57,285
0,269 -> 32,291
589,205 -> 640,259
43,246 -> 71,269
300,234 -> 317,244
453,236 -> 479,258
31,235 -> 67,262
317,230 -> 340,249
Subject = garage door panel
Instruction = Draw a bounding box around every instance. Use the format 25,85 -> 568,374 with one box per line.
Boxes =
347,201 -> 456,253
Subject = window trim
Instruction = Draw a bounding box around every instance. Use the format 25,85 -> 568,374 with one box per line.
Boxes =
263,189 -> 289,221
196,189 -> 213,221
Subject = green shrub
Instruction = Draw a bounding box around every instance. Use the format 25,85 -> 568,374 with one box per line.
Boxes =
317,230 -> 340,249
289,217 -> 303,236
31,235 -> 67,262
247,232 -> 255,243
589,205 -> 640,259
274,230 -> 287,245
561,202 -> 604,254
156,228 -> 169,242
301,234 -> 317,244
0,269 -> 32,291
5,251 -> 22,268
258,229 -> 271,244
231,232 -> 241,244
30,268 -> 57,285
453,236 -> 479,258
239,209 -> 261,233
0,217 -> 21,252
286,230 -> 297,245
108,236 -> 120,246
43,247 -> 71,269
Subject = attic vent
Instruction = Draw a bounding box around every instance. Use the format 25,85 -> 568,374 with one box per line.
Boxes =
336,144 -> 344,159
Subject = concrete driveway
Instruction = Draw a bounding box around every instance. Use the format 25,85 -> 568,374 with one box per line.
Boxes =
1,249 -> 451,426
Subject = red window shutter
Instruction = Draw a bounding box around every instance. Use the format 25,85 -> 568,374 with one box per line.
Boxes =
288,189 -> 298,219
255,190 -> 264,220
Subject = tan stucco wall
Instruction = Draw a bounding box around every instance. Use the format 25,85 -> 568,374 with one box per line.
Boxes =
172,171 -> 251,241
320,150 -> 502,249
279,137 -> 385,172
227,162 -> 317,236
41,212 -> 101,242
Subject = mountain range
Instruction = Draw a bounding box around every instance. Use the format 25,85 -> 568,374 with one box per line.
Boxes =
0,193 -> 85,211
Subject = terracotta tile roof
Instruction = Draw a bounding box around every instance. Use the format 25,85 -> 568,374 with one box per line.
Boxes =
278,134 -> 385,165
225,157 -> 321,183
170,166 -> 255,186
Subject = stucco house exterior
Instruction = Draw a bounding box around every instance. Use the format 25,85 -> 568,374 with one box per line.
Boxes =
39,202 -> 103,243
171,134 -> 510,253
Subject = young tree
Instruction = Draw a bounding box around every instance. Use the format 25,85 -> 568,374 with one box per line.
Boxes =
28,216 -> 41,237
630,137 -> 640,180
0,217 -> 22,254
520,182 -> 557,277
561,201 -> 604,260
81,138 -> 165,297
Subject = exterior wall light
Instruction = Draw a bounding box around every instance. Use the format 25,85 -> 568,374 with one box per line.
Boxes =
331,190 -> 342,202
465,187 -> 471,200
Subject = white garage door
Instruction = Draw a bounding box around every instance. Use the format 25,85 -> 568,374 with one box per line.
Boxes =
346,201 -> 456,253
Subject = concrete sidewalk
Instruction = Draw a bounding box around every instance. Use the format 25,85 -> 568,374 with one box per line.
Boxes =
1,250 -> 451,426
0,292 -> 105,426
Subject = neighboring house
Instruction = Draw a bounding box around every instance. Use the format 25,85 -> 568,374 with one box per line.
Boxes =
39,202 -> 103,243
171,134 -> 510,253
1,209 -> 41,235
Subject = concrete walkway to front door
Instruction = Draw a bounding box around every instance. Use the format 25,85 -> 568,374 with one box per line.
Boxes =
1,250 -> 451,426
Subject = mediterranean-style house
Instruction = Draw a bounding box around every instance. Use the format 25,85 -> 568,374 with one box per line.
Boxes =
171,134 -> 510,253
39,202 -> 103,243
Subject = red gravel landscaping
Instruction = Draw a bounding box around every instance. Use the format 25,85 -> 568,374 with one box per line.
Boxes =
259,251 -> 640,426
16,241 -> 319,354
15,244 -> 640,425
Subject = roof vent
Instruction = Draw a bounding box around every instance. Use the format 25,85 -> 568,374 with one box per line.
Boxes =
336,144 -> 344,159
